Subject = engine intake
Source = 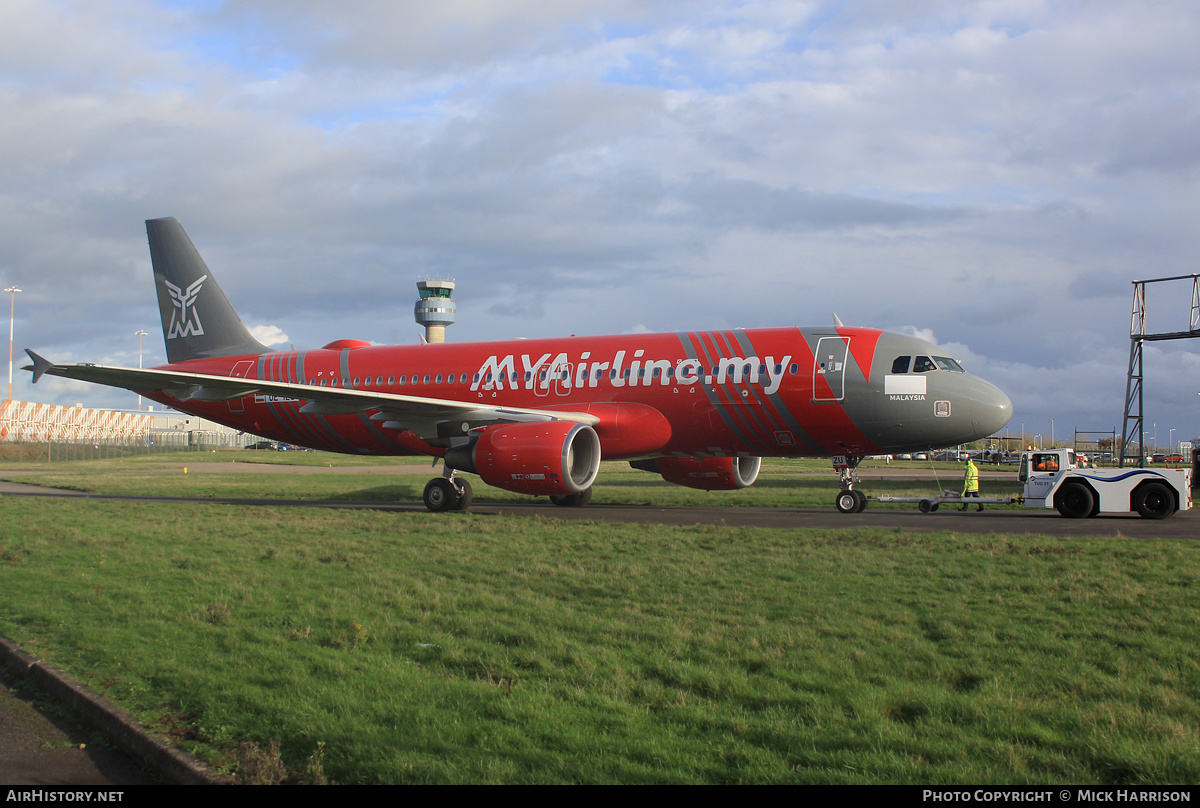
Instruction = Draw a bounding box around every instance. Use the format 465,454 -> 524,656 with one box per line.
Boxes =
446,421 -> 601,496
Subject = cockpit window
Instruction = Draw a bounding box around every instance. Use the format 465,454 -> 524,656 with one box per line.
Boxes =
892,356 -> 911,374
1031,453 -> 1060,472
933,356 -> 964,372
912,356 -> 937,373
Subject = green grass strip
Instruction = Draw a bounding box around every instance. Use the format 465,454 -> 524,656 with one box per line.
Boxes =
4,454 -> 1025,509
1,498 -> 1197,784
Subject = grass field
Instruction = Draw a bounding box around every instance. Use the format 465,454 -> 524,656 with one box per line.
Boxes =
2,451 -> 1024,509
1,464 -> 1198,784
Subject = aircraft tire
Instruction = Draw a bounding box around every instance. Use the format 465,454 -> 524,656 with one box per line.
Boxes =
1134,482 -> 1173,520
550,487 -> 593,507
1055,482 -> 1094,519
451,478 -> 474,511
423,478 -> 457,512
835,490 -> 858,514
854,490 -> 868,512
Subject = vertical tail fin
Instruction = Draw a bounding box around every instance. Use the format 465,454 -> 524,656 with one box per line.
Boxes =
148,218 -> 269,364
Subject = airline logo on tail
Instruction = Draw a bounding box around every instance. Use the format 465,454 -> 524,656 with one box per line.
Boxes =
165,275 -> 208,338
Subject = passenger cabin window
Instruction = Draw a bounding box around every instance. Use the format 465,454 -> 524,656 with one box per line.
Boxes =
892,356 -> 911,374
913,356 -> 937,373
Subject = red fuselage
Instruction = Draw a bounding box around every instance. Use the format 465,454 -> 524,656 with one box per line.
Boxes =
144,326 -> 895,459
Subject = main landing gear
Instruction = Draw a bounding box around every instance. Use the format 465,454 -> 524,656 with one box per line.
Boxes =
833,454 -> 868,514
421,464 -> 594,512
423,473 -> 473,512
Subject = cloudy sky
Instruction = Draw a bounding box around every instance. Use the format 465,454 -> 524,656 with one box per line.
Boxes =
3,0 -> 1200,450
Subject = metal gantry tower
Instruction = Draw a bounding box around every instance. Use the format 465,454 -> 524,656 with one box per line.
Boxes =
1120,274 -> 1200,467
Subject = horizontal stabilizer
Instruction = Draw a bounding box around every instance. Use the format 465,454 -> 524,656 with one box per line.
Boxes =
23,349 -> 53,384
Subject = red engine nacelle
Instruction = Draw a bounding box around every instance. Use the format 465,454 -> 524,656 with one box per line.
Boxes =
634,456 -> 762,491
447,421 -> 602,496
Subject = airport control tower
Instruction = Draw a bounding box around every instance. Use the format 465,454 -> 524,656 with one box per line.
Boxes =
414,279 -> 456,343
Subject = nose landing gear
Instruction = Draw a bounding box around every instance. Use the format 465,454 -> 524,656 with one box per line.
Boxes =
833,454 -> 868,513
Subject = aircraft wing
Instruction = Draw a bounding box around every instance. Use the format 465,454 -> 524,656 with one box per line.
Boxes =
23,350 -> 599,438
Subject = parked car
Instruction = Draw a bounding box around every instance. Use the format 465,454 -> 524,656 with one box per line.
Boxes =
245,441 -> 278,450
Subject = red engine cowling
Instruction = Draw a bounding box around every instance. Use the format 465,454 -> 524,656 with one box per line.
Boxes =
451,421 -> 602,496
638,456 -> 761,491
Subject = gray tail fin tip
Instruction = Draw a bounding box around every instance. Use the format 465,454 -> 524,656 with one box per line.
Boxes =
147,217 -> 269,364
23,348 -> 53,383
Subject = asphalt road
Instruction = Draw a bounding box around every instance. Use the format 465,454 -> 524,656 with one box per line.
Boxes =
0,666 -> 159,786
1,468 -> 1196,539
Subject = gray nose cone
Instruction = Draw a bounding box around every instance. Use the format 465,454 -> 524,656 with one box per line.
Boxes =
971,379 -> 1013,439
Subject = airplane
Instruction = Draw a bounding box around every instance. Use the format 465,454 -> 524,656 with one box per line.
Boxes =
25,217 -> 1013,513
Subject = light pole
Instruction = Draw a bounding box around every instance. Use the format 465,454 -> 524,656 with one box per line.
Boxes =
5,286 -> 20,401
1051,418 -> 1055,449
135,329 -> 148,410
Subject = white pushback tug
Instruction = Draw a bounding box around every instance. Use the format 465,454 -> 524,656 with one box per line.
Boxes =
876,449 -> 1192,519
1019,448 -> 1190,519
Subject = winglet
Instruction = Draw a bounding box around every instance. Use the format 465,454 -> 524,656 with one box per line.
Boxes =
23,349 -> 53,384
832,313 -> 844,327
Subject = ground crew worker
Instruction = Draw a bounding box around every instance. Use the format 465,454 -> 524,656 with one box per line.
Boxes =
960,456 -> 983,511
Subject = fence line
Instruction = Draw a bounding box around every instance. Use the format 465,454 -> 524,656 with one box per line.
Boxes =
1,399 -> 253,461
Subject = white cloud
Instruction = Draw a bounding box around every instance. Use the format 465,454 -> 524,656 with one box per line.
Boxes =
3,0 -> 1200,438
249,324 -> 290,346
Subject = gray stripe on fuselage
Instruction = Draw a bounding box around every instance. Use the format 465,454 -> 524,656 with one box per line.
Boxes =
339,348 -> 407,453
263,352 -> 330,448
678,331 -> 772,455
714,330 -> 781,450
730,329 -> 822,453
258,351 -> 360,453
